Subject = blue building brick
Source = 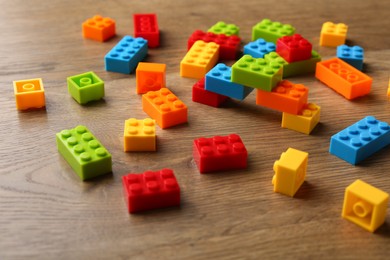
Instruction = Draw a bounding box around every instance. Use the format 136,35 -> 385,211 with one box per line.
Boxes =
329,116 -> 390,165
243,38 -> 276,58
205,63 -> 253,100
336,45 -> 364,71
105,36 -> 148,74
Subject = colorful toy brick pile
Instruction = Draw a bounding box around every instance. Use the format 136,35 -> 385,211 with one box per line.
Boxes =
186,20 -> 323,135
11,14 -> 390,233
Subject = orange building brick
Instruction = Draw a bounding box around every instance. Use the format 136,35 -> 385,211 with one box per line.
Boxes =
387,79 -> 390,99
142,88 -> 188,129
255,80 -> 309,114
136,62 -> 166,94
320,22 -> 347,47
82,15 -> 116,42
315,58 -> 372,100
13,78 -> 45,110
180,40 -> 219,79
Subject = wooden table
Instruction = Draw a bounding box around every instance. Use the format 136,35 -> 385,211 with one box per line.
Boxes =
1,0 -> 390,258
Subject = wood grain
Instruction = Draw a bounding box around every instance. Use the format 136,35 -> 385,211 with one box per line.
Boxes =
1,0 -> 390,259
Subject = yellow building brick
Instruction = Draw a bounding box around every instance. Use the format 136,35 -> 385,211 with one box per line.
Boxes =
124,118 -> 156,152
342,179 -> 389,232
272,148 -> 308,197
281,103 -> 321,134
320,22 -> 347,47
180,40 -> 219,79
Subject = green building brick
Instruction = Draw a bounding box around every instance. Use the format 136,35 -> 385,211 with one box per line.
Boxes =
231,54 -> 283,91
252,19 -> 295,43
207,21 -> 239,36
56,125 -> 112,181
67,71 -> 104,104
263,52 -> 288,69
265,51 -> 322,78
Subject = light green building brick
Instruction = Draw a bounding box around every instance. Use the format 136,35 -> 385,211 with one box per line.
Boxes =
231,54 -> 283,91
56,125 -> 112,181
208,21 -> 239,36
67,71 -> 104,104
265,51 -> 321,78
252,19 -> 295,43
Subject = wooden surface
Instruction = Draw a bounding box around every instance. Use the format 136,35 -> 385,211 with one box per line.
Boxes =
1,0 -> 390,259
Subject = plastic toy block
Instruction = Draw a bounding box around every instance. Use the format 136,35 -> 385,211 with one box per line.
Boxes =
337,45 -> 364,70
276,34 -> 312,63
342,180 -> 389,232
252,19 -> 295,43
180,40 -> 219,79
263,52 -> 288,72
133,14 -> 159,48
387,80 -> 390,99
320,22 -> 347,47
316,58 -> 372,100
105,36 -> 148,74
231,54 -> 283,91
188,30 -> 240,60
122,169 -> 180,213
192,78 -> 228,107
56,125 -> 112,181
67,71 -> 104,105
193,134 -> 247,173
243,38 -> 276,58
136,62 -> 166,94
124,118 -> 156,152
285,51 -> 321,78
256,80 -> 309,114
207,21 -> 239,36
282,103 -> 321,134
205,63 -> 253,100
272,148 -> 308,197
82,15 -> 116,42
265,51 -> 321,78
142,88 -> 188,129
329,116 -> 390,165
13,78 -> 45,110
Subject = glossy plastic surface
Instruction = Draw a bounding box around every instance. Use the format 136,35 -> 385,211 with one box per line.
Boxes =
342,180 -> 389,232
122,169 -> 180,213
193,134 -> 248,173
142,88 -> 188,129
